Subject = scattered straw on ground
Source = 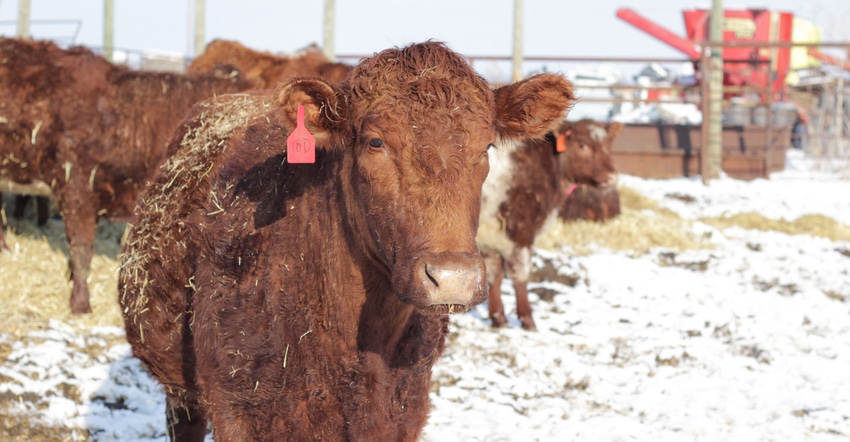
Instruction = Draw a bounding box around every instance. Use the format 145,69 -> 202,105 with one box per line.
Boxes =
0,206 -> 124,338
701,212 -> 850,242
536,185 -> 714,256
536,184 -> 850,256
0,413 -> 82,442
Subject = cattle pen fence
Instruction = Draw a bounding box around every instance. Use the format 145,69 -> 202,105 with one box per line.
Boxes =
3,32 -> 847,180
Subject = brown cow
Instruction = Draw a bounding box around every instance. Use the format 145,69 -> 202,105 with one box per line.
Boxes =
187,39 -> 352,88
118,41 -> 576,441
559,183 -> 621,222
0,37 -> 254,313
478,119 -> 621,330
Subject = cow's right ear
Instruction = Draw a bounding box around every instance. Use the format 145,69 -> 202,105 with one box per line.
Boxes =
493,73 -> 576,141
274,78 -> 347,148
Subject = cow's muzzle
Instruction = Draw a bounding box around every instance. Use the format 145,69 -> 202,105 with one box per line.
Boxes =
414,252 -> 487,309
598,171 -> 620,189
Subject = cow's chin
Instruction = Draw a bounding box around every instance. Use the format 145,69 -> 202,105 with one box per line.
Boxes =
392,251 -> 488,314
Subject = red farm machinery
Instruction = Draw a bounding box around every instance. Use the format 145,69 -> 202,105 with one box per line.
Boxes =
609,7 -> 836,180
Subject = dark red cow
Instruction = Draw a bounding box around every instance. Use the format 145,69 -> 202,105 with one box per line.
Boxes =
119,41 -> 576,441
0,37 -> 254,312
188,39 -> 352,88
477,119 -> 621,330
559,183 -> 621,222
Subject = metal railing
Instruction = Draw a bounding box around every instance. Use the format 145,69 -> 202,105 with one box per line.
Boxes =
0,19 -> 82,44
343,41 -> 850,178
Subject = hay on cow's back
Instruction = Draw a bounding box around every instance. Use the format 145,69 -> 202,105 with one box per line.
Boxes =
120,93 -> 270,315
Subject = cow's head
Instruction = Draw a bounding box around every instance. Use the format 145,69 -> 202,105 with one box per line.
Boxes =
556,119 -> 622,189
274,41 -> 575,313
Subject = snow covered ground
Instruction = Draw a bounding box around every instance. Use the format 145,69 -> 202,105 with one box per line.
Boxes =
1,150 -> 848,441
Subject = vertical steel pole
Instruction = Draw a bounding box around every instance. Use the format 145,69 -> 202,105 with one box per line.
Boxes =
17,0 -> 30,39
103,0 -> 114,62
323,0 -> 335,61
701,45 -> 710,183
764,11 -> 780,177
511,0 -> 524,83
833,69 -> 844,165
194,0 -> 205,57
705,0 -> 724,182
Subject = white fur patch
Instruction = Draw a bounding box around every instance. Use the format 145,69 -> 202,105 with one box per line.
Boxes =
588,124 -> 608,143
506,246 -> 532,280
477,138 -> 521,259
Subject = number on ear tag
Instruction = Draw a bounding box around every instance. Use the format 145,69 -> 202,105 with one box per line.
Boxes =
287,105 -> 316,164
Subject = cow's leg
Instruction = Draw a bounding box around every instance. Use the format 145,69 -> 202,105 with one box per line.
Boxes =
11,195 -> 52,228
483,252 -> 507,328
0,193 -> 7,252
62,202 -> 96,314
513,279 -> 536,331
507,246 -> 536,331
13,194 -> 29,220
166,398 -> 206,442
36,196 -> 49,226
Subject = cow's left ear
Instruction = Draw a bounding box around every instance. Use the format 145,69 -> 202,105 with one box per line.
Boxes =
606,122 -> 625,141
493,73 -> 576,140
274,78 -> 347,148
555,121 -> 573,138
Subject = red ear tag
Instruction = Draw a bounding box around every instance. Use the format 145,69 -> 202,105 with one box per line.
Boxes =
556,132 -> 567,153
287,105 -> 316,164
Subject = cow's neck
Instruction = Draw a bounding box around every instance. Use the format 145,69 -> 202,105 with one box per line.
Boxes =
357,273 -> 417,358
323,175 -> 444,439
332,189 -> 432,361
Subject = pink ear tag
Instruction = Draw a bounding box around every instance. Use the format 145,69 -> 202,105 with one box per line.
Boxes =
287,105 -> 316,164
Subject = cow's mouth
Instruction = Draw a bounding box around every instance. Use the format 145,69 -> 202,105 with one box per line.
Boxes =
420,303 -> 474,316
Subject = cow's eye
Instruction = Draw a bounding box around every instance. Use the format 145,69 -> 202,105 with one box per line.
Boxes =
369,138 -> 384,149
477,144 -> 494,164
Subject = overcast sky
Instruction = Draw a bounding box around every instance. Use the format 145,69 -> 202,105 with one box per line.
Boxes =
1,0 -> 849,85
